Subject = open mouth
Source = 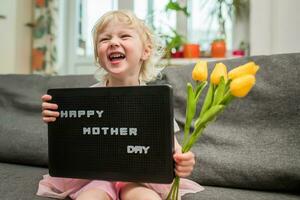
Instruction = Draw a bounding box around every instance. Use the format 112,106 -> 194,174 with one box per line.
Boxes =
108,52 -> 126,62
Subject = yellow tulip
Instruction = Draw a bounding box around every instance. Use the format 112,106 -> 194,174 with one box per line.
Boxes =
210,62 -> 228,85
192,61 -> 208,81
228,62 -> 260,80
230,75 -> 256,97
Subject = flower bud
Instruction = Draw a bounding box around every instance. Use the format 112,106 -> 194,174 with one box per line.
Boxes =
230,75 -> 256,97
210,62 -> 227,85
228,62 -> 259,80
192,61 -> 208,81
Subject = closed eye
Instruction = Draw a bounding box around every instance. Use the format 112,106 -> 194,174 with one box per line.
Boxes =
99,38 -> 109,43
121,34 -> 131,39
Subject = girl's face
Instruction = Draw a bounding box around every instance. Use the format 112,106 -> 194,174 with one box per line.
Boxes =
97,21 -> 150,81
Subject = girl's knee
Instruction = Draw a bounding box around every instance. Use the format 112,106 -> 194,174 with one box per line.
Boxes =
76,188 -> 112,200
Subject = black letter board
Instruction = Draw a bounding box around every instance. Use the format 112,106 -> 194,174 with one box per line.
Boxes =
47,85 -> 174,183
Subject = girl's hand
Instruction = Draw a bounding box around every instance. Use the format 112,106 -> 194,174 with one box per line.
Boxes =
173,150 -> 196,178
41,94 -> 59,123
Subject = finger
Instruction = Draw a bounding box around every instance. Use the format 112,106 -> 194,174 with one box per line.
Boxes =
175,169 -> 192,178
176,159 -> 195,166
174,151 -> 195,162
43,117 -> 57,123
42,102 -> 58,110
175,165 -> 194,173
42,110 -> 60,117
41,94 -> 52,101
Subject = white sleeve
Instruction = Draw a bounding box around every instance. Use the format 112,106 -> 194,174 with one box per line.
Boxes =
174,119 -> 180,133
90,82 -> 104,87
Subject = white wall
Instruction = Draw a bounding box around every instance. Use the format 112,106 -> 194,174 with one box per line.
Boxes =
0,0 -> 32,74
250,0 -> 300,55
0,0 -> 17,73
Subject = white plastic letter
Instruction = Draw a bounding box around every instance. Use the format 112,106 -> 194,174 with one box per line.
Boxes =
83,127 -> 91,135
69,110 -> 76,118
129,128 -> 137,136
127,146 -> 134,153
120,128 -> 128,135
60,110 -> 68,118
96,110 -> 104,118
78,110 -> 85,118
92,127 -> 100,135
87,110 -> 95,118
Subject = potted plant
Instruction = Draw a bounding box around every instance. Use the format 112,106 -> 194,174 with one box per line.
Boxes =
164,0 -> 201,59
183,43 -> 201,58
211,38 -> 226,58
208,0 -> 249,58
162,28 -> 186,59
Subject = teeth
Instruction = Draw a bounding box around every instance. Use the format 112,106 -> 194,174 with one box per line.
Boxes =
109,53 -> 125,59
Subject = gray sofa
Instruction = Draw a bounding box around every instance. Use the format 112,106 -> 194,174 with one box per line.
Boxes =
0,53 -> 299,200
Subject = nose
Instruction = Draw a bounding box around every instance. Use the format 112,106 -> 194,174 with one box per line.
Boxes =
109,37 -> 120,47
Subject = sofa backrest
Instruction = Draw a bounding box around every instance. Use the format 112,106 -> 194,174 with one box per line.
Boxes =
0,75 -> 95,167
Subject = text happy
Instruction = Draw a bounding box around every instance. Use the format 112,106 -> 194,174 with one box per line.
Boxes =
60,110 -> 104,118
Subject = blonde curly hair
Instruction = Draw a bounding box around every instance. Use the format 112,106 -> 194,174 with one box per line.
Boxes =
92,10 -> 164,83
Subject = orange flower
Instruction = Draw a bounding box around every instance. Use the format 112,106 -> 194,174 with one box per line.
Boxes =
230,75 -> 256,97
192,61 -> 208,81
32,49 -> 45,70
36,0 -> 45,7
228,62 -> 259,80
210,62 -> 227,85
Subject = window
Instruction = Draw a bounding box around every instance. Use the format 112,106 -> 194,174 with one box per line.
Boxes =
62,0 -> 236,74
134,0 -> 176,39
76,0 -> 177,57
188,0 -> 233,51
76,0 -> 232,57
77,0 -> 118,57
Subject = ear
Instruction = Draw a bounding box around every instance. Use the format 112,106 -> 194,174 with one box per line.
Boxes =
141,44 -> 151,61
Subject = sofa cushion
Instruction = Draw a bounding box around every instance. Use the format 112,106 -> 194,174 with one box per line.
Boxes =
0,75 -> 95,167
160,53 -> 300,193
0,162 -> 51,199
183,185 -> 300,200
1,162 -> 298,200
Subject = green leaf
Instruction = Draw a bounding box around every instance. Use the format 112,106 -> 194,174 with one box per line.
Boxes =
182,83 -> 196,147
198,105 -> 225,126
220,79 -> 234,105
182,7 -> 190,17
195,81 -> 207,102
186,83 -> 196,121
165,1 -> 190,16
199,82 -> 214,119
221,91 -> 234,106
183,127 -> 204,152
33,29 -> 46,38
33,16 -> 47,38
212,76 -> 226,106
166,2 -> 181,11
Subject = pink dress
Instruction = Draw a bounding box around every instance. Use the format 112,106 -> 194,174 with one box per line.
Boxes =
37,81 -> 204,199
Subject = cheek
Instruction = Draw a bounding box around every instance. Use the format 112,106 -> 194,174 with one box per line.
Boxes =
97,45 -> 107,62
127,42 -> 145,59
97,44 -> 106,55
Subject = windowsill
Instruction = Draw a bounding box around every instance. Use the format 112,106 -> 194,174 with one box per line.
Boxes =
160,56 -> 243,66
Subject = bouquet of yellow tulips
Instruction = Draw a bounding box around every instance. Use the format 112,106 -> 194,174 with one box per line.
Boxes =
166,61 -> 259,200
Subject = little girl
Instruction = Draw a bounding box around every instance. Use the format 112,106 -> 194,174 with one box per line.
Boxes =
37,10 -> 203,200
